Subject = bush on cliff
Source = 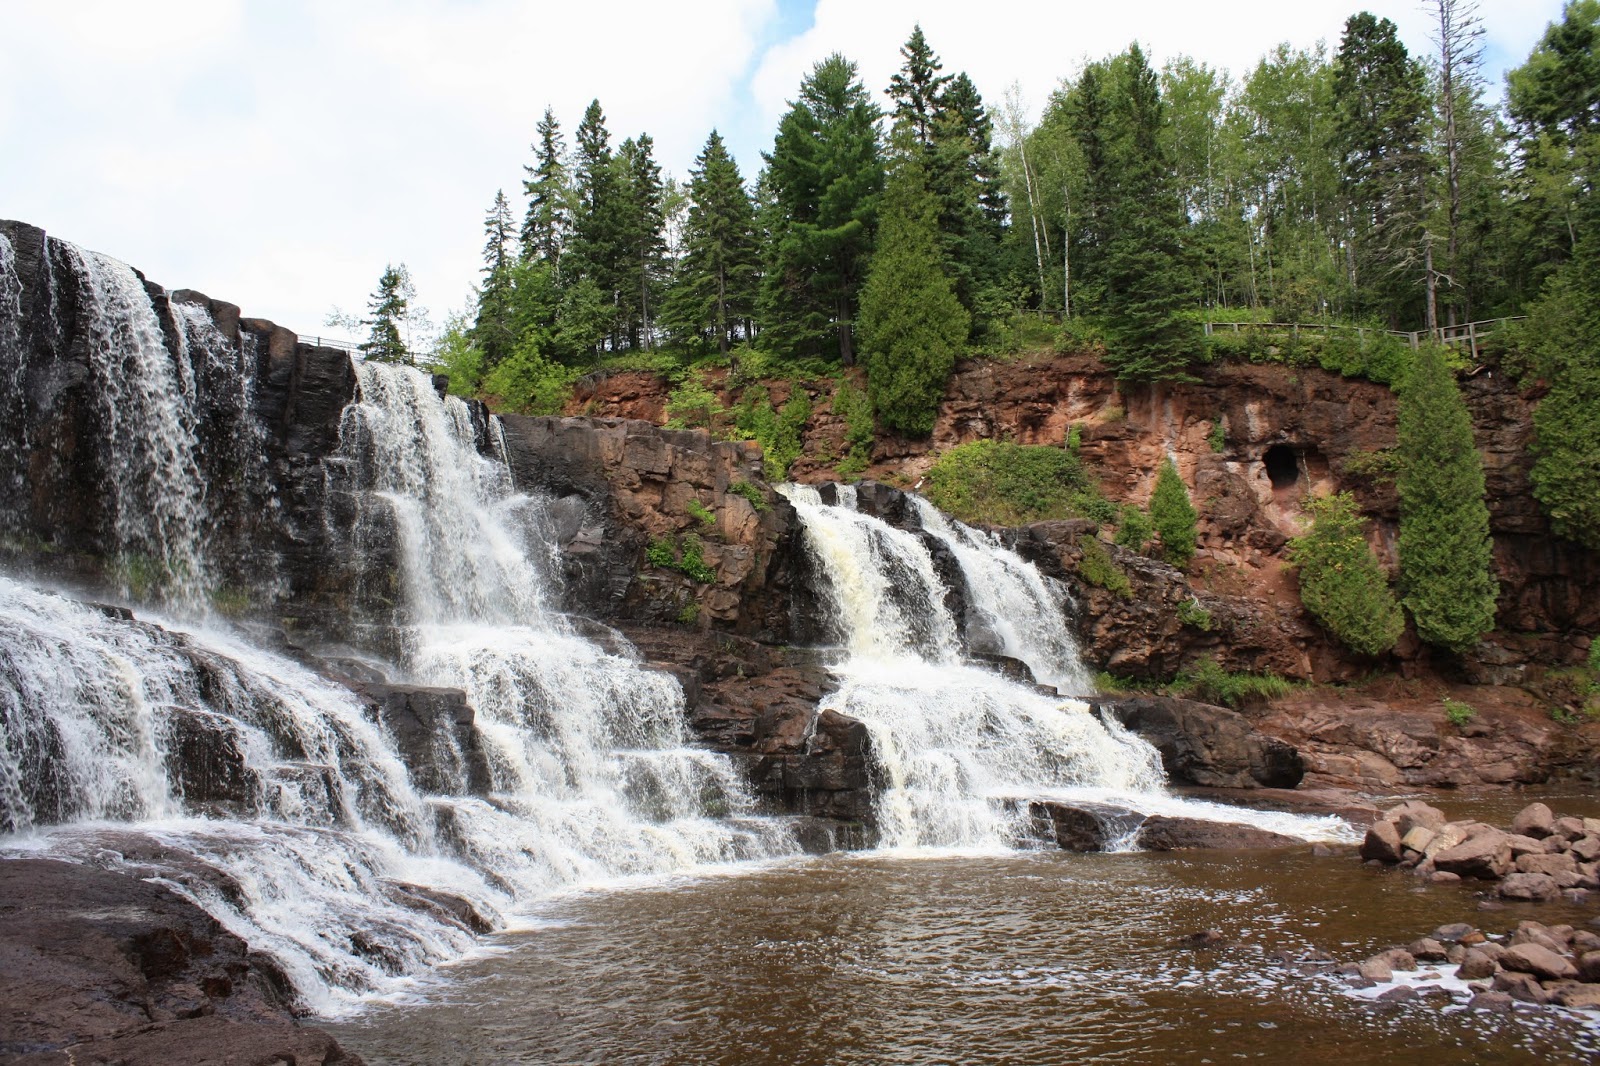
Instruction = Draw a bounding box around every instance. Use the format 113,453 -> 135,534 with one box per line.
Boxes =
480,337 -> 575,415
1149,459 -> 1197,567
924,441 -> 1110,526
1287,493 -> 1404,657
1396,344 -> 1498,652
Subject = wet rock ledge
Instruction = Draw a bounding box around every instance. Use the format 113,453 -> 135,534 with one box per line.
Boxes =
0,859 -> 360,1066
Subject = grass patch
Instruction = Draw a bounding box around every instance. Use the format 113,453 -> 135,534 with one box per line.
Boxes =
728,481 -> 768,513
1075,536 -> 1132,599
1443,698 -> 1476,728
1173,658 -> 1294,709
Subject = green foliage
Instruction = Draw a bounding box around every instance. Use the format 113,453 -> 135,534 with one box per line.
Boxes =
1528,290 -> 1600,549
1207,420 -> 1225,453
860,133 -> 969,435
1176,658 -> 1294,709
728,481 -> 769,513
431,310 -> 484,397
1396,344 -> 1498,652
645,534 -> 716,584
1176,597 -> 1214,631
665,370 -> 723,429
661,130 -> 759,353
677,601 -> 701,626
686,500 -> 716,527
832,377 -> 875,475
480,337 -> 575,415
1287,493 -> 1404,657
1075,536 -> 1132,598
733,385 -> 812,480
1590,638 -> 1600,674
923,441 -> 1110,526
1343,448 -> 1401,481
1149,459 -> 1198,567
1113,505 -> 1153,552
1443,698 -> 1477,728
1066,424 -> 1082,454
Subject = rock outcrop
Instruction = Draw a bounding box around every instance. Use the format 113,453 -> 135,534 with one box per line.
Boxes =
1093,696 -> 1303,789
0,858 -> 359,1065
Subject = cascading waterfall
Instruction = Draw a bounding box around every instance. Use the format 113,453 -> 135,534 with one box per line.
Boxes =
332,363 -> 796,891
781,484 -> 1166,850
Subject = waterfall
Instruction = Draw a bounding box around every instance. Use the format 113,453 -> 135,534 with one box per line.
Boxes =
781,484 -> 1166,849
330,361 -> 796,888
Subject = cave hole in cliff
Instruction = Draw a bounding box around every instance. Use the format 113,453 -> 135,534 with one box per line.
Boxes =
1263,445 -> 1300,490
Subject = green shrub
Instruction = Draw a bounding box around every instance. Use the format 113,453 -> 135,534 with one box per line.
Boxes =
832,377 -> 875,476
677,601 -> 701,626
728,481 -> 768,513
1114,505 -> 1153,552
677,534 -> 717,584
1287,493 -> 1404,657
1075,536 -> 1132,598
666,370 -> 723,429
1176,597 -> 1214,631
1342,449 -> 1401,481
1066,424 -> 1082,454
481,337 -> 575,415
645,537 -> 678,570
1150,459 -> 1197,568
1589,639 -> 1600,675
686,500 -> 716,527
1443,698 -> 1476,728
1207,420 -> 1226,453
923,441 -> 1111,527
732,384 -> 811,480
1177,658 -> 1293,709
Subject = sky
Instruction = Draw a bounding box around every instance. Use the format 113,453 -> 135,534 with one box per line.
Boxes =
0,0 -> 1567,343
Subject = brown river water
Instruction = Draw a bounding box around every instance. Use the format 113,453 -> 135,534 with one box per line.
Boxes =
329,791 -> 1600,1065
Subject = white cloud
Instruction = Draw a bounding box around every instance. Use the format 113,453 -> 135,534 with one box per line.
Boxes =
0,0 -> 1567,341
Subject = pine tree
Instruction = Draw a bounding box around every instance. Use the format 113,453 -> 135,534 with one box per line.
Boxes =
1396,343 -> 1498,651
760,54 -> 884,363
887,25 -> 951,148
859,130 -> 969,436
566,99 -> 623,351
663,130 -> 760,353
473,190 -> 518,368
360,264 -> 410,364
1100,45 -> 1198,380
521,106 -> 569,266
1331,13 -> 1431,325
1149,458 -> 1198,567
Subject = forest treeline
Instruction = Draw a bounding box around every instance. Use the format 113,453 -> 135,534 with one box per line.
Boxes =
354,2 -> 1598,557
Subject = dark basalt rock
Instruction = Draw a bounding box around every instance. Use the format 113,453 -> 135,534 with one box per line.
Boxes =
1093,696 -> 1304,789
0,858 -> 359,1065
356,683 -> 493,796
1135,815 -> 1302,850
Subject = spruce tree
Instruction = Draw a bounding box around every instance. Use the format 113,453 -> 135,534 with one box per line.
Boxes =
1150,458 -> 1198,567
663,130 -> 760,353
566,99 -> 624,351
1396,343 -> 1498,651
1100,45 -> 1198,380
473,190 -> 518,368
616,134 -> 668,349
761,54 -> 883,363
1330,13 -> 1431,325
859,130 -> 969,436
521,107 -> 569,266
887,25 -> 951,148
360,264 -> 410,364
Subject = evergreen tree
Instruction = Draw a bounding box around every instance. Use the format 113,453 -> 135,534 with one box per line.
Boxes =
360,264 -> 410,364
521,106 -> 569,266
663,130 -> 760,353
473,189 -> 518,368
1149,458 -> 1198,567
566,99 -> 624,352
1100,44 -> 1198,380
1288,493 -> 1405,656
887,24 -> 951,148
1330,13 -> 1431,325
859,130 -> 969,436
1396,343 -> 1498,651
616,134 -> 668,348
761,54 -> 884,363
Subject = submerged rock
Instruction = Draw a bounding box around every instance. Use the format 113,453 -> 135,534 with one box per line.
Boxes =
1134,815 -> 1301,851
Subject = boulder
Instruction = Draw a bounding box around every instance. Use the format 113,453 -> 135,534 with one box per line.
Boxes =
1511,802 -> 1556,838
1029,801 -> 1141,853
1135,816 -> 1303,851
1552,984 -> 1600,1009
1467,990 -> 1514,1013
1500,943 -> 1578,981
1386,800 -> 1447,837
1434,922 -> 1477,942
1572,835 -> 1600,862
1499,872 -> 1563,902
1578,950 -> 1600,983
1094,697 -> 1303,789
1516,851 -> 1578,877
1554,816 -> 1588,840
1357,957 -> 1393,983
1400,826 -> 1436,854
1457,948 -> 1500,980
1407,938 -> 1449,963
1360,820 -> 1404,864
1433,828 -> 1514,880
1374,948 -> 1417,972
1492,970 -> 1550,1004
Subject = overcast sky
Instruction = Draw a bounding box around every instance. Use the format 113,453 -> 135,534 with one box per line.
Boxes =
1,0 -> 1565,341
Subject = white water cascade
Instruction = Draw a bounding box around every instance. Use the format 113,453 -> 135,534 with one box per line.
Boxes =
331,362 -> 797,890
781,484 -> 1167,849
